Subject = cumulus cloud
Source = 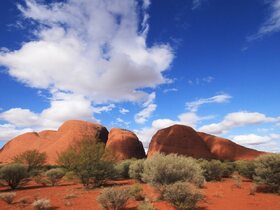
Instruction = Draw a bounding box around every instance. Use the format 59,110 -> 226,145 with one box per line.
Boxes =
199,111 -> 280,135
119,108 -> 129,114
232,133 -> 280,146
163,88 -> 178,93
186,94 -> 231,112
249,0 -> 280,40
0,124 -> 33,142
0,0 -> 174,141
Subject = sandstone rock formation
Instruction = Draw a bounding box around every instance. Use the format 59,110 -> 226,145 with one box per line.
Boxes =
0,120 -> 108,164
197,132 -> 265,160
147,124 -> 214,159
106,128 -> 146,160
147,124 -> 265,160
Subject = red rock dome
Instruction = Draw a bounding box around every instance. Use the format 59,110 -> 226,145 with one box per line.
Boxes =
147,124 -> 214,159
0,120 -> 108,164
106,128 -> 146,160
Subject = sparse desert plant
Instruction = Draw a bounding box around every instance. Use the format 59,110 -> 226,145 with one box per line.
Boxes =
161,182 -> 203,210
34,174 -> 49,186
129,184 -> 144,201
97,187 -> 130,210
249,183 -> 257,195
221,161 -> 235,178
254,153 -> 280,193
137,201 -> 156,210
18,196 -> 30,205
0,163 -> 28,189
57,139 -> 116,188
13,150 -> 47,172
115,159 -> 135,179
63,171 -> 77,182
129,159 -> 145,182
142,153 -> 204,187
64,193 -> 77,199
45,168 -> 65,186
0,192 -> 16,204
199,159 -> 224,181
32,199 -> 51,210
235,160 -> 256,179
232,174 -> 242,188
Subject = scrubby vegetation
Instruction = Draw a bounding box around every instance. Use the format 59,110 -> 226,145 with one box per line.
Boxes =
45,168 -> 65,186
129,159 -> 145,182
235,160 -> 256,179
32,199 -> 51,210
161,182 -> 203,210
13,150 -> 47,172
0,192 -> 16,204
254,154 -> 280,193
0,163 -> 28,189
137,201 -> 156,210
129,183 -> 144,201
57,139 -> 116,188
142,153 -> 204,187
97,187 -> 130,210
115,159 -> 135,179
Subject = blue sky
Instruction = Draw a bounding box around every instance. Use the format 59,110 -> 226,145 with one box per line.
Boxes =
0,0 -> 280,152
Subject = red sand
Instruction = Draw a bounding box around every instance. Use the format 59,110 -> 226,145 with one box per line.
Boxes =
0,179 -> 279,210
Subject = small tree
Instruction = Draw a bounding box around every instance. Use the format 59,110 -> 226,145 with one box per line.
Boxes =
45,168 -> 65,186
115,159 -> 135,179
235,160 -> 256,179
57,139 -> 116,188
199,160 -> 224,181
129,159 -> 144,182
254,154 -> 280,193
0,164 -> 28,189
97,187 -> 130,210
13,150 -> 47,172
142,153 -> 204,187
161,182 -> 203,210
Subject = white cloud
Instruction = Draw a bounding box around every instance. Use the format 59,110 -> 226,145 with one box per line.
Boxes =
135,103 -> 157,124
92,104 -> 115,114
192,0 -> 204,10
119,108 -> 129,114
0,124 -> 33,142
199,111 -> 280,135
249,0 -> 280,40
163,88 -> 178,93
232,133 -> 280,146
186,93 -> 231,112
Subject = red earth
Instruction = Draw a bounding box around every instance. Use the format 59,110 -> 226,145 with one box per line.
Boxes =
0,178 -> 279,210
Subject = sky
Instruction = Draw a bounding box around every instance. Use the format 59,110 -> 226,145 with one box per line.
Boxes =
0,0 -> 280,152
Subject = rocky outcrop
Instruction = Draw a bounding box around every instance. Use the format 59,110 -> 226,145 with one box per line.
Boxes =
106,128 -> 146,160
197,132 -> 266,161
0,120 -> 108,164
147,124 -> 214,159
147,124 -> 265,161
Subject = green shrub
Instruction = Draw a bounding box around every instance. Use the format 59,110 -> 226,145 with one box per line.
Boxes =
235,160 -> 256,179
137,201 -> 156,210
97,187 -> 130,210
0,163 -> 28,189
32,199 -> 51,210
199,160 -> 224,181
45,168 -> 65,186
221,161 -> 235,178
13,150 -> 47,172
254,154 -> 280,193
161,182 -> 203,210
115,159 -> 135,179
129,183 -> 144,201
129,159 -> 145,182
142,153 -> 204,187
57,139 -> 116,188
0,192 -> 16,204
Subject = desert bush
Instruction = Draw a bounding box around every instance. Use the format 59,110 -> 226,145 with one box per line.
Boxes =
249,183 -> 257,195
32,199 -> 51,210
142,153 -> 204,187
232,174 -> 242,188
254,154 -> 280,193
13,150 -> 47,172
129,159 -> 145,182
0,163 -> 28,189
129,184 -> 144,201
137,201 -> 156,210
115,159 -> 135,179
45,168 -> 65,186
97,187 -> 130,210
57,139 -> 116,188
63,171 -> 77,182
199,160 -> 224,181
34,174 -> 49,186
235,160 -> 256,179
0,192 -> 16,204
161,182 -> 203,210
221,161 -> 235,178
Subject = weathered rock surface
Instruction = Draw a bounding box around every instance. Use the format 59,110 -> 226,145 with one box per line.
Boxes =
106,128 -> 146,160
0,120 -> 108,164
147,124 -> 214,159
